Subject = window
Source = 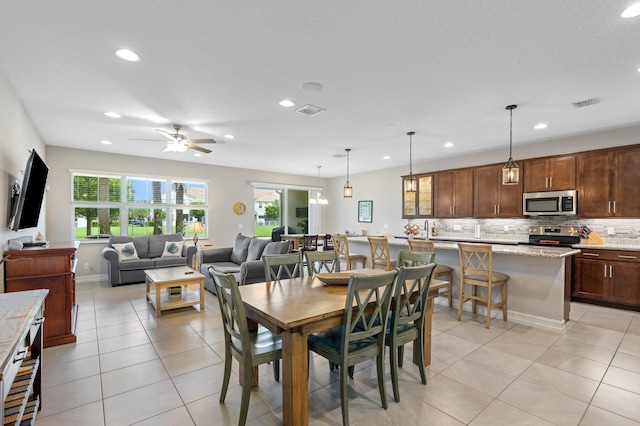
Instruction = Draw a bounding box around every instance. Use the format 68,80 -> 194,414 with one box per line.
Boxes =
71,171 -> 207,240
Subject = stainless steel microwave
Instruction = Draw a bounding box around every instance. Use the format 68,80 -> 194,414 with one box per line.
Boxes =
523,190 -> 578,216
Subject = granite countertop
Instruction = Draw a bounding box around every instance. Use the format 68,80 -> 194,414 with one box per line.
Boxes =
572,242 -> 640,252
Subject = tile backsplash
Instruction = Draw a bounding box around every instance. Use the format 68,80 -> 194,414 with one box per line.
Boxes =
409,217 -> 640,245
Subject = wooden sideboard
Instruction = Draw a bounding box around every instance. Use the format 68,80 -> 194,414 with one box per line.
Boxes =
1,289 -> 47,426
4,242 -> 79,348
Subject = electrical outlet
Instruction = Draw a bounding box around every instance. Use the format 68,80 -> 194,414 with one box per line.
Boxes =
504,225 -> 509,232
84,262 -> 90,270
238,223 -> 243,229
383,224 -> 389,229
453,224 -> 462,231
608,227 -> 615,235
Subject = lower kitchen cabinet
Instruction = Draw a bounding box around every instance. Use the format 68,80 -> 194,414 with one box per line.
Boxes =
573,249 -> 640,309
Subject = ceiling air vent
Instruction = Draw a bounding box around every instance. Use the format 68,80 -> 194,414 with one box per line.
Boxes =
571,97 -> 600,109
296,104 -> 325,116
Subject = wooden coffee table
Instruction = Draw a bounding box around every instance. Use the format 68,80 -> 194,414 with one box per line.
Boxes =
145,266 -> 205,317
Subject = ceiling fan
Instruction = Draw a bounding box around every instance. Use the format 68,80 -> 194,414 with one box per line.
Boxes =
134,124 -> 219,154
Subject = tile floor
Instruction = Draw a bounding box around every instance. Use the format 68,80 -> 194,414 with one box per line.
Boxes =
35,280 -> 640,425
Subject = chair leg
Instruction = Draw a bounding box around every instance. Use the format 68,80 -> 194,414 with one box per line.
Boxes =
502,282 -> 508,321
220,348 -> 232,403
415,334 -> 426,385
340,363 -> 350,426
486,284 -> 492,329
447,271 -> 453,308
390,345 -> 400,403
376,353 -> 388,410
239,360 -> 253,426
398,345 -> 404,368
457,281 -> 465,321
472,284 -> 477,314
273,359 -> 280,382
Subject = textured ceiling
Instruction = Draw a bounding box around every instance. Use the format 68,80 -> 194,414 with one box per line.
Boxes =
0,1 -> 639,177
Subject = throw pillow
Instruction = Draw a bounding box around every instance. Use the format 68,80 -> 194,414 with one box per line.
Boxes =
162,240 -> 184,257
247,238 -> 270,261
230,233 -> 252,264
262,240 -> 291,256
112,243 -> 139,261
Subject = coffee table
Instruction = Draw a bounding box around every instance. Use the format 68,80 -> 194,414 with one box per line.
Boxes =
145,266 -> 205,317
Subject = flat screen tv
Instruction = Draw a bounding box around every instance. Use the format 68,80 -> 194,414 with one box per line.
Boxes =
9,149 -> 49,231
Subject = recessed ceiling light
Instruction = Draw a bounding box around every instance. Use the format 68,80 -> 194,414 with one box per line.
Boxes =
383,155 -> 391,160
444,142 -> 454,148
301,82 -> 324,92
194,153 -> 202,157
101,140 -> 112,145
279,100 -> 295,107
115,49 -> 140,62
621,3 -> 640,18
224,134 -> 235,139
534,123 -> 548,130
104,112 -> 121,118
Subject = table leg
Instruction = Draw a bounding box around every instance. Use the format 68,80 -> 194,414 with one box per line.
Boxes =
199,279 -> 205,312
156,282 -> 162,317
414,297 -> 434,366
282,330 -> 308,426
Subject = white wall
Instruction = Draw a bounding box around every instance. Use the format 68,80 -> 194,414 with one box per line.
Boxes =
0,66 -> 47,291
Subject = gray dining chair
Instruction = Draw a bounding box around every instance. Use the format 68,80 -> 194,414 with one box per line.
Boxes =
304,250 -> 340,276
209,268 -> 282,426
263,252 -> 304,281
396,249 -> 435,267
386,263 -> 436,402
307,269 -> 398,426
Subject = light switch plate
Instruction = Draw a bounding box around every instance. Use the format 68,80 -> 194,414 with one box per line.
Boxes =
504,225 -> 509,232
608,227 -> 614,235
453,224 -> 462,231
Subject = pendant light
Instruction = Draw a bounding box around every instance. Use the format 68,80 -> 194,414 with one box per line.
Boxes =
405,131 -> 417,192
310,166 -> 329,204
343,148 -> 353,198
502,104 -> 520,185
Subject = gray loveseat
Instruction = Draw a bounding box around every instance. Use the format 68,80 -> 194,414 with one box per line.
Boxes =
102,233 -> 197,286
198,233 -> 291,294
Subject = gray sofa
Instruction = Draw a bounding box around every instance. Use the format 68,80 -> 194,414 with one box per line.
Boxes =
102,233 -> 197,286
198,233 -> 291,294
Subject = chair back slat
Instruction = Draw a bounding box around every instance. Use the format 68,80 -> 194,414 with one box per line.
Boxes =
305,250 -> 340,276
301,234 -> 318,251
208,267 -> 251,354
390,263 -> 437,331
333,234 -> 349,256
264,252 -> 304,281
458,243 -> 493,280
368,236 -> 393,269
397,249 -> 434,267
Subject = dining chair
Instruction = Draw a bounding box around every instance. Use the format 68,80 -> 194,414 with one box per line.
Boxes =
209,268 -> 282,426
457,242 -> 509,328
323,233 -> 334,251
300,234 -> 318,252
386,263 -> 436,402
263,251 -> 304,281
305,250 -> 340,276
333,234 -> 367,270
397,249 -> 435,267
368,236 -> 397,271
307,269 -> 398,426
407,239 -> 455,307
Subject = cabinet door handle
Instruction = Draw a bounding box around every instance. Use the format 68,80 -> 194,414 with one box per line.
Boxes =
550,176 -> 553,188
608,201 -> 611,213
618,255 -> 637,259
603,265 -> 607,278
610,265 -> 613,278
545,177 -> 549,188
582,253 -> 600,257
613,201 -> 616,213
494,205 -> 497,214
497,205 -> 500,215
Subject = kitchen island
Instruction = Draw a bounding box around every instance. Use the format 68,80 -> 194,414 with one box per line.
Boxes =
346,236 -> 580,330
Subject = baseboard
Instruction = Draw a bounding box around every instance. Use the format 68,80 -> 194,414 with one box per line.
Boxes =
76,274 -> 106,284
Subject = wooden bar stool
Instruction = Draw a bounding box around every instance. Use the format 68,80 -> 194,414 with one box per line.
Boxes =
407,239 -> 454,307
457,242 -> 509,328
368,236 -> 397,271
334,234 -> 366,270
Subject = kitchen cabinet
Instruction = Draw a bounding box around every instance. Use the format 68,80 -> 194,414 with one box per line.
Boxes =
402,174 -> 433,218
434,169 -> 473,218
473,164 -> 523,218
523,155 -> 576,192
1,290 -> 47,426
572,249 -> 640,308
4,242 -> 79,348
578,146 -> 640,217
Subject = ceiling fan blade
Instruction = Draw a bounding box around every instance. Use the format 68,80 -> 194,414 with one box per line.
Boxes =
129,138 -> 164,142
156,129 -> 177,142
189,138 -> 219,144
188,143 -> 212,154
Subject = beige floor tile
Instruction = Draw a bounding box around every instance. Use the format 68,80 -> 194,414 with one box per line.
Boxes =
39,375 -> 103,418
172,364 -> 226,404
470,400 -> 554,425
42,355 -> 101,388
96,319 -> 145,340
144,322 -> 196,342
611,351 -> 640,374
619,332 -> 640,356
95,311 -> 141,328
94,304 -> 136,319
442,321 -> 506,345
193,325 -> 226,345
44,340 -> 99,366
99,343 -> 159,373
432,332 -> 482,358
500,324 -> 563,346
101,359 -> 170,398
591,383 -> 640,422
75,317 -> 97,332
440,358 -> 515,397
465,345 -> 533,377
536,348 -> 609,381
629,316 -> 640,334
134,406 -> 196,426
602,366 -> 640,395
152,332 -> 207,357
36,400 -> 105,426
550,336 -> 616,364
161,345 -> 223,377
482,337 -> 548,361
186,388 -> 273,425
580,405 -> 640,426
97,330 -> 151,353
577,307 -> 634,332
561,323 -> 625,351
103,379 -> 183,425
74,327 -> 98,343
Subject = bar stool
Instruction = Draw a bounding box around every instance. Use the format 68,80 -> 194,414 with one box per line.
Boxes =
368,236 -> 397,271
334,234 -> 366,270
407,239 -> 454,307
457,243 -> 509,329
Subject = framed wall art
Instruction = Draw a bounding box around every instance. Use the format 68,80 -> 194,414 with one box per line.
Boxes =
358,200 -> 373,223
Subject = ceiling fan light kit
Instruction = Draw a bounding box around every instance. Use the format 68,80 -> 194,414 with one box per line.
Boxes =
154,124 -> 217,154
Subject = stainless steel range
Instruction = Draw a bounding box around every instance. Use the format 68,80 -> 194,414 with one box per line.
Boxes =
519,226 -> 581,247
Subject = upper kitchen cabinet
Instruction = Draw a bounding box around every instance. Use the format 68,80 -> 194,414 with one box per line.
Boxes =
578,145 -> 640,217
523,155 -> 576,192
473,164 -> 523,218
402,174 -> 433,218
434,168 -> 473,218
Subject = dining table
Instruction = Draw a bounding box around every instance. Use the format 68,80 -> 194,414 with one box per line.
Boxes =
278,233 -> 327,250
238,269 -> 449,425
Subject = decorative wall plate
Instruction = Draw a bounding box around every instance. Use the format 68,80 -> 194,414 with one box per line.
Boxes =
233,201 -> 247,215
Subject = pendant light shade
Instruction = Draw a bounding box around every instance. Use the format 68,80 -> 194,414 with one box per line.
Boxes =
502,105 -> 520,185
405,131 -> 417,192
310,166 -> 329,204
343,148 -> 353,198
